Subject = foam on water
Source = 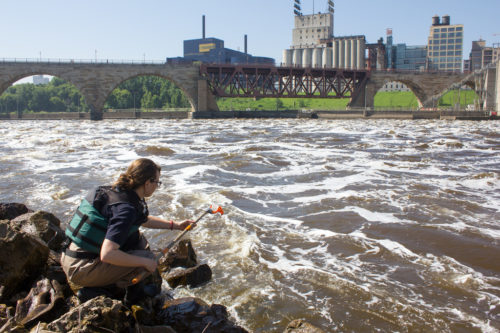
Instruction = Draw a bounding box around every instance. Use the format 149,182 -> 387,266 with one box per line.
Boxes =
0,119 -> 499,332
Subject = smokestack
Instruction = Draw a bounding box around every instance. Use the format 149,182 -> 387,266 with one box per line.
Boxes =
202,15 -> 206,39
244,35 -> 248,54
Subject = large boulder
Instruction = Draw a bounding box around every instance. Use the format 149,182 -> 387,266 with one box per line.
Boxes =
0,203 -> 31,220
160,297 -> 248,332
10,211 -> 66,252
159,239 -> 198,272
42,296 -> 134,333
0,279 -> 66,331
165,264 -> 212,288
0,221 -> 49,303
284,319 -> 326,333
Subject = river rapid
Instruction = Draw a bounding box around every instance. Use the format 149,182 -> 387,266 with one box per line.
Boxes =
0,119 -> 499,332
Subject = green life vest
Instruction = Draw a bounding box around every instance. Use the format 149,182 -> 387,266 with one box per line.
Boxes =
65,187 -> 146,254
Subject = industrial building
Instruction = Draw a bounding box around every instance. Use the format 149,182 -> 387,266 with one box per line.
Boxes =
427,15 -> 464,72
385,29 -> 427,71
465,39 -> 500,72
167,16 -> 274,65
282,1 -> 366,69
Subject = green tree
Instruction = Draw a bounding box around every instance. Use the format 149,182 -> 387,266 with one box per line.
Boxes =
50,96 -> 66,111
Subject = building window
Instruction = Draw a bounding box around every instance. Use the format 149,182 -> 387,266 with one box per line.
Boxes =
441,33 -> 447,38
448,32 -> 455,38
456,27 -> 463,31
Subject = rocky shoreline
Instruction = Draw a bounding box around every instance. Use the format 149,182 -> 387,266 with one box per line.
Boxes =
0,203 -> 325,333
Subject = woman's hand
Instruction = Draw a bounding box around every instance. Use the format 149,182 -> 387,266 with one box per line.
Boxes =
176,220 -> 195,230
141,257 -> 158,272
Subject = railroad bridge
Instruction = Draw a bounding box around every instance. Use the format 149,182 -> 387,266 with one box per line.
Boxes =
0,60 -> 496,120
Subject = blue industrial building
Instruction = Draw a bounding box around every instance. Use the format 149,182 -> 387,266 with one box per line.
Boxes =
385,29 -> 427,71
167,16 -> 274,65
394,44 -> 427,70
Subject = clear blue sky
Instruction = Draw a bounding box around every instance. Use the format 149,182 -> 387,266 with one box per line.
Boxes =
1,0 -> 499,63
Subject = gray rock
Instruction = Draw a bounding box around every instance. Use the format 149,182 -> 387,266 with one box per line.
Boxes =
165,263 -> 212,288
160,297 -> 248,333
12,279 -> 65,328
0,203 -> 31,221
0,220 -> 49,302
159,239 -> 198,272
44,296 -> 133,333
284,319 -> 326,333
11,211 -> 66,252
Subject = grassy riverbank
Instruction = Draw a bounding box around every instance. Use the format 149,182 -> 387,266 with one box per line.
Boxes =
216,90 -> 478,111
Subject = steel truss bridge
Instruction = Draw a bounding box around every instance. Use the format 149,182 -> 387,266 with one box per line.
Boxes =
200,63 -> 369,101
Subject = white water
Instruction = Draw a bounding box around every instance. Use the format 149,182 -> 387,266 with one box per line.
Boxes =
0,119 -> 499,332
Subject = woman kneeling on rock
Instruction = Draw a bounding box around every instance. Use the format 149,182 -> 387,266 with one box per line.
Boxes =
61,158 -> 194,304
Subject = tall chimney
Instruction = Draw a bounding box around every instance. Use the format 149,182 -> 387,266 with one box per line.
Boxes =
202,15 -> 206,39
244,34 -> 248,54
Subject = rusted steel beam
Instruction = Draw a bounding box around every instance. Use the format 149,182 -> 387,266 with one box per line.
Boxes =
200,64 -> 368,99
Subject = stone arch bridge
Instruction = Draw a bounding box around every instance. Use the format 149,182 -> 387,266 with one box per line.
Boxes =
1,60 -> 494,119
350,71 -> 472,109
0,61 -> 219,120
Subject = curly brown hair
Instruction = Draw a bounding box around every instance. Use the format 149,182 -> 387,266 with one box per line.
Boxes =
113,158 -> 161,190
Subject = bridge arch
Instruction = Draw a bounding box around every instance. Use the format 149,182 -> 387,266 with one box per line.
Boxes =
103,73 -> 195,112
372,79 -> 424,108
0,70 -> 89,103
0,73 -> 90,113
350,71 -> 470,109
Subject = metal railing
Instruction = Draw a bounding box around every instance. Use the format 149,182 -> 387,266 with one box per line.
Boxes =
0,58 -> 167,65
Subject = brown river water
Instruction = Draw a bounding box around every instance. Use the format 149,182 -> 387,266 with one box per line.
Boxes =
0,119 -> 498,332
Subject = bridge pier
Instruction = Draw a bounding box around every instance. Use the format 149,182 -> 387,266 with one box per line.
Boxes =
349,82 -> 376,109
197,79 -> 219,112
89,106 -> 103,121
483,66 -> 497,110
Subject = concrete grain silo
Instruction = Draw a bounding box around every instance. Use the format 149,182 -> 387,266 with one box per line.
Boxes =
312,48 -> 322,67
293,49 -> 303,66
303,48 -> 313,67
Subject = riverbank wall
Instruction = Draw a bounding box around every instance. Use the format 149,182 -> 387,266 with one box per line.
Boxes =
0,110 -> 497,121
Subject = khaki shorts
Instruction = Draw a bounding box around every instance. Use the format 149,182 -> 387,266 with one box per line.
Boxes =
61,235 -> 155,288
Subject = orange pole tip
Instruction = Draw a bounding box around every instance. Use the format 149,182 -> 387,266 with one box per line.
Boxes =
210,206 -> 224,215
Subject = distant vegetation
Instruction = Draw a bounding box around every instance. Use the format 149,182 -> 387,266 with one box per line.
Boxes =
0,76 -> 190,113
0,77 -> 90,113
0,76 -> 478,113
104,76 -> 190,110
